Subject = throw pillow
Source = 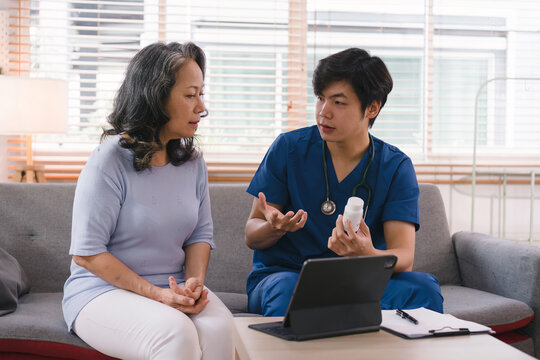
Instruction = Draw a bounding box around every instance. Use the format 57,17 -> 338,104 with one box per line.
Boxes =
0,247 -> 31,316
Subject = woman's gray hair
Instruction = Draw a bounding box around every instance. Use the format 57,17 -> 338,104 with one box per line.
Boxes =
103,42 -> 207,171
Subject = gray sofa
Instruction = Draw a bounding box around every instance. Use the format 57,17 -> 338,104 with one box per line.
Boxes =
0,182 -> 539,359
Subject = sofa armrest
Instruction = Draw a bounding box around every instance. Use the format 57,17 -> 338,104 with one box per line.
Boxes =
452,231 -> 540,311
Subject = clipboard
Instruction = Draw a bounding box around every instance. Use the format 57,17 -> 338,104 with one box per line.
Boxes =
381,307 -> 494,339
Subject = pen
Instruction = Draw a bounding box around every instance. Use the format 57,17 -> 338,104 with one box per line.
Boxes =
396,309 -> 418,325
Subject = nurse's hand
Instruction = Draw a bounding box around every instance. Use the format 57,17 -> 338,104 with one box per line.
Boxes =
327,215 -> 375,256
258,192 -> 307,233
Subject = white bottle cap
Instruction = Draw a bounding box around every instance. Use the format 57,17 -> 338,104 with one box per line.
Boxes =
346,197 -> 364,212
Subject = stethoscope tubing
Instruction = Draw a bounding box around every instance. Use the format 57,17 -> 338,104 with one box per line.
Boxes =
321,133 -> 374,216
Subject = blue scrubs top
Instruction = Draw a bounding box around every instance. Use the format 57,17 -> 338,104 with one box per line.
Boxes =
246,125 -> 419,294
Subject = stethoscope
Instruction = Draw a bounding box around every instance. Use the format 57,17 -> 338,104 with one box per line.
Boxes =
320,133 -> 374,217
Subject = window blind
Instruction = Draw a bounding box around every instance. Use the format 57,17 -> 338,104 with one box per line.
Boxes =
431,0 -> 540,158
5,0 -> 540,182
306,0 -> 427,158
307,0 -> 540,161
6,0 -> 304,180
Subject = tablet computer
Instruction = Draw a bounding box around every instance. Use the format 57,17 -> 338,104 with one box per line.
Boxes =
248,255 -> 397,341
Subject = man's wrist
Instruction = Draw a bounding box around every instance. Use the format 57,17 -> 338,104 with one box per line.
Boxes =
266,221 -> 287,237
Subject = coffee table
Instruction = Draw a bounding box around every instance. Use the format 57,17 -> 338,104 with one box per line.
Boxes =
233,317 -> 535,360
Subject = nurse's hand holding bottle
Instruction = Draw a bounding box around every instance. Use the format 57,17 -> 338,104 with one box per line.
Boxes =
244,192 -> 308,250
327,215 -> 375,257
327,216 -> 415,273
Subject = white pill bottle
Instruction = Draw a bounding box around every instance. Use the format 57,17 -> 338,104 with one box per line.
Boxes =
342,197 -> 364,233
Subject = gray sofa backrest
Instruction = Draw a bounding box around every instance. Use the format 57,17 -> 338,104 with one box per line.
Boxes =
205,184 -> 254,293
0,183 -> 75,292
206,182 -> 462,292
413,183 -> 461,285
0,182 -> 460,294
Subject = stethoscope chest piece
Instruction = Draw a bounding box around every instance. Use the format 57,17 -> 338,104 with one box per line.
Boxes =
321,199 -> 336,216
320,133 -> 374,216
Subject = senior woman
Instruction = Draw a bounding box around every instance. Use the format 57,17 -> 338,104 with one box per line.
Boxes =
62,42 -> 232,360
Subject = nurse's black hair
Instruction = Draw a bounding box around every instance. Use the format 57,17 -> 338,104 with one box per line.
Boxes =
312,48 -> 393,127
103,42 -> 207,171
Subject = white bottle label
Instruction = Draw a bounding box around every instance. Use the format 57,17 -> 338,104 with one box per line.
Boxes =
342,197 -> 364,234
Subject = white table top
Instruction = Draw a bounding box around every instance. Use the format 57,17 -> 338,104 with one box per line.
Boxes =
233,317 -> 535,360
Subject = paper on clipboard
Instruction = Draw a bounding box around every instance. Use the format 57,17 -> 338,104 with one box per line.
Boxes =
381,307 -> 494,339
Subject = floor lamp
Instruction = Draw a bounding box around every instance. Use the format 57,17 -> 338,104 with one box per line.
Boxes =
0,77 -> 68,183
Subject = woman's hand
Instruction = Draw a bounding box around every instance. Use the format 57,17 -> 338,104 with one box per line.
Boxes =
183,276 -> 204,301
156,276 -> 209,314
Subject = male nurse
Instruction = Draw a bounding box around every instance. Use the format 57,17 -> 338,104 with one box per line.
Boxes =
245,48 -> 443,316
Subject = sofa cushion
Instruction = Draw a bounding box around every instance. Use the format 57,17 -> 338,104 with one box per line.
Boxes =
441,285 -> 534,333
0,292 -> 117,359
0,247 -> 30,316
0,290 -> 252,355
214,291 -> 248,314
0,292 -> 92,348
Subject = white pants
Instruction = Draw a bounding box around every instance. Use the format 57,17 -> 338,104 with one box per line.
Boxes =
73,288 -> 233,360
